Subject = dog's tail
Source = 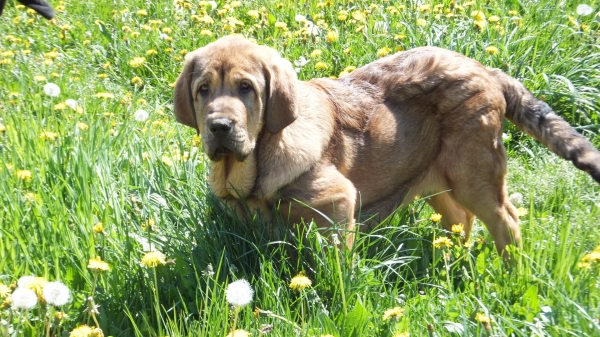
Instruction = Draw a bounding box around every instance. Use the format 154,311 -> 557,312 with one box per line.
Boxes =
493,69 -> 600,183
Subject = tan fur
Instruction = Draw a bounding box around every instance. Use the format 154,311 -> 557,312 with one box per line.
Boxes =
174,36 -> 600,258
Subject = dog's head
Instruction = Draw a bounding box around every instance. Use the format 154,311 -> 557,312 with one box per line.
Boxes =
173,36 -> 298,162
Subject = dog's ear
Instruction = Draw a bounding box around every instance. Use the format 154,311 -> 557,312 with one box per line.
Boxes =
264,54 -> 298,134
173,51 -> 201,129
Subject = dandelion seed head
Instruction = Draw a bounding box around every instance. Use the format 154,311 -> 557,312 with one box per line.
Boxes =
43,82 -> 61,97
11,287 -> 38,310
43,281 -> 71,306
134,109 -> 149,122
65,99 -> 78,109
576,4 -> 593,16
225,279 -> 253,307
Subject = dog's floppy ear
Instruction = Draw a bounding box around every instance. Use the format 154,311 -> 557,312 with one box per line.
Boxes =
173,51 -> 201,130
264,54 -> 298,134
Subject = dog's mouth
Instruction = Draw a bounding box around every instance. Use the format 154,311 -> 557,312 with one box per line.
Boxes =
209,144 -> 249,162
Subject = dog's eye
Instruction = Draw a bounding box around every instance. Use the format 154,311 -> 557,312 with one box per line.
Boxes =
239,81 -> 252,92
199,84 -> 209,94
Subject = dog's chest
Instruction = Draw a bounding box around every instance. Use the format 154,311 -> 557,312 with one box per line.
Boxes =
208,153 -> 257,199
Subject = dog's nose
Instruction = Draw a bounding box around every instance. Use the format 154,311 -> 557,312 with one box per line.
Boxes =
208,118 -> 233,137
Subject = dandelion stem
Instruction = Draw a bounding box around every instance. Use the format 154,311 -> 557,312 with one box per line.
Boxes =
4,309 -> 11,337
334,243 -> 348,315
152,268 -> 163,336
231,306 -> 240,337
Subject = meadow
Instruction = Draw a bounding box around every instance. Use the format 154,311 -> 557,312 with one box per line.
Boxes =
0,0 -> 599,336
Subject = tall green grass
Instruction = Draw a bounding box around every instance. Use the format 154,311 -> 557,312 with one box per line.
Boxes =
0,0 -> 599,336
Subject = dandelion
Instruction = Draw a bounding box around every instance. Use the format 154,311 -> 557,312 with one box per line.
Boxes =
0,284 -> 10,298
226,330 -> 250,337
393,332 -> 410,337
134,109 -> 149,122
34,75 -> 47,82
17,170 -> 32,181
430,213 -> 442,222
274,21 -> 287,29
489,15 -> 500,23
43,281 -> 71,306
44,82 -> 61,97
474,20 -> 486,30
325,30 -> 339,43
485,46 -> 499,55
129,56 -> 146,68
289,273 -> 312,291
131,76 -> 143,86
77,122 -> 89,130
146,49 -> 158,56
93,222 -> 104,233
377,47 -> 392,58
65,99 -> 78,109
517,207 -> 528,217
40,131 -> 59,141
141,251 -> 166,267
54,102 -> 67,110
310,49 -> 322,58
315,62 -> 328,70
0,124 -> 6,133
137,9 -> 147,16
382,306 -> 404,321
337,10 -> 348,21
576,4 -> 593,16
451,223 -> 464,234
471,10 -> 486,21
70,325 -> 93,337
433,237 -> 453,249
95,92 -> 115,99
416,18 -> 427,26
225,279 -> 253,307
248,9 -> 259,19
87,257 -> 110,273
582,246 -> 600,263
161,156 -> 173,166
11,288 -> 38,310
475,312 -> 490,324
200,29 -> 213,36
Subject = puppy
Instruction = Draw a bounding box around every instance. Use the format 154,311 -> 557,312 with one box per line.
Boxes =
173,36 -> 600,257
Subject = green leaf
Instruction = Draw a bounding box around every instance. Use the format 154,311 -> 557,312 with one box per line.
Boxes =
343,299 -> 371,337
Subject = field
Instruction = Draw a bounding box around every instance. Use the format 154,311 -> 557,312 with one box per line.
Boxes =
1,0 -> 600,336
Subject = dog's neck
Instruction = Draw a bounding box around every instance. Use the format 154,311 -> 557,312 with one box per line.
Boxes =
208,152 -> 257,199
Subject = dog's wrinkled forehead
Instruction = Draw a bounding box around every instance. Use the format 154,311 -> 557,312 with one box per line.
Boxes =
185,36 -> 269,76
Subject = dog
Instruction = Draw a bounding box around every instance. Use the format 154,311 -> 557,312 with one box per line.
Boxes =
173,36 -> 600,258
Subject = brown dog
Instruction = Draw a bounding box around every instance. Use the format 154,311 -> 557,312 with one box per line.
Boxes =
173,36 -> 600,257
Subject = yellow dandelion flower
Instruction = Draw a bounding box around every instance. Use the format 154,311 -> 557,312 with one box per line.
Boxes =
582,250 -> 600,263
475,312 -> 490,323
129,56 -> 146,68
325,30 -> 338,43
77,122 -> 89,130
488,15 -> 500,23
248,10 -> 259,19
225,329 -> 249,337
141,251 -> 167,268
310,49 -> 322,58
352,10 -> 365,22
200,29 -> 213,36
274,21 -> 287,29
95,92 -> 114,99
508,10 -> 518,16
393,332 -> 410,337
55,311 -> 68,319
473,20 -> 486,30
192,135 -> 202,147
417,18 -> 427,26
137,9 -> 147,16
17,170 -> 32,181
93,222 -> 104,233
337,10 -> 348,21
451,223 -> 464,234
161,155 -> 173,166
430,213 -> 442,222
131,76 -> 143,86
485,46 -> 499,55
122,25 -> 132,33
161,27 -> 172,34
0,284 -> 11,298
315,61 -> 328,70
517,207 -> 528,217
382,306 -> 404,321
289,273 -> 312,291
24,277 -> 48,297
70,325 -> 93,337
471,10 -> 486,21
377,47 -> 392,58
146,49 -> 158,56
54,102 -> 67,110
0,124 -> 6,133
33,75 -> 47,82
40,131 -> 59,141
87,257 -> 110,273
433,237 -> 453,249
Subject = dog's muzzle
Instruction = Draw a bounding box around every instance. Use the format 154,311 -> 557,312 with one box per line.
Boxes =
208,118 -> 233,138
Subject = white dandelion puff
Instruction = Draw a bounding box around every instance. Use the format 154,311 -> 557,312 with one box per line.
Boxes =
133,109 -> 149,122
294,56 -> 308,67
43,83 -> 61,97
225,279 -> 253,307
65,99 -> 78,109
17,276 -> 36,288
11,288 -> 38,310
42,281 -> 71,306
576,4 -> 593,16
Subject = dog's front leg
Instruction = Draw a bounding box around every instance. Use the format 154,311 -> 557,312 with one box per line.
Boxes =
280,164 -> 357,250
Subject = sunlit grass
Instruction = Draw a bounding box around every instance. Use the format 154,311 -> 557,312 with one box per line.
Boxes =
1,0 -> 599,336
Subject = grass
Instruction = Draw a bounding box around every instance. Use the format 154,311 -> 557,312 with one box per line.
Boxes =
0,0 -> 599,336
